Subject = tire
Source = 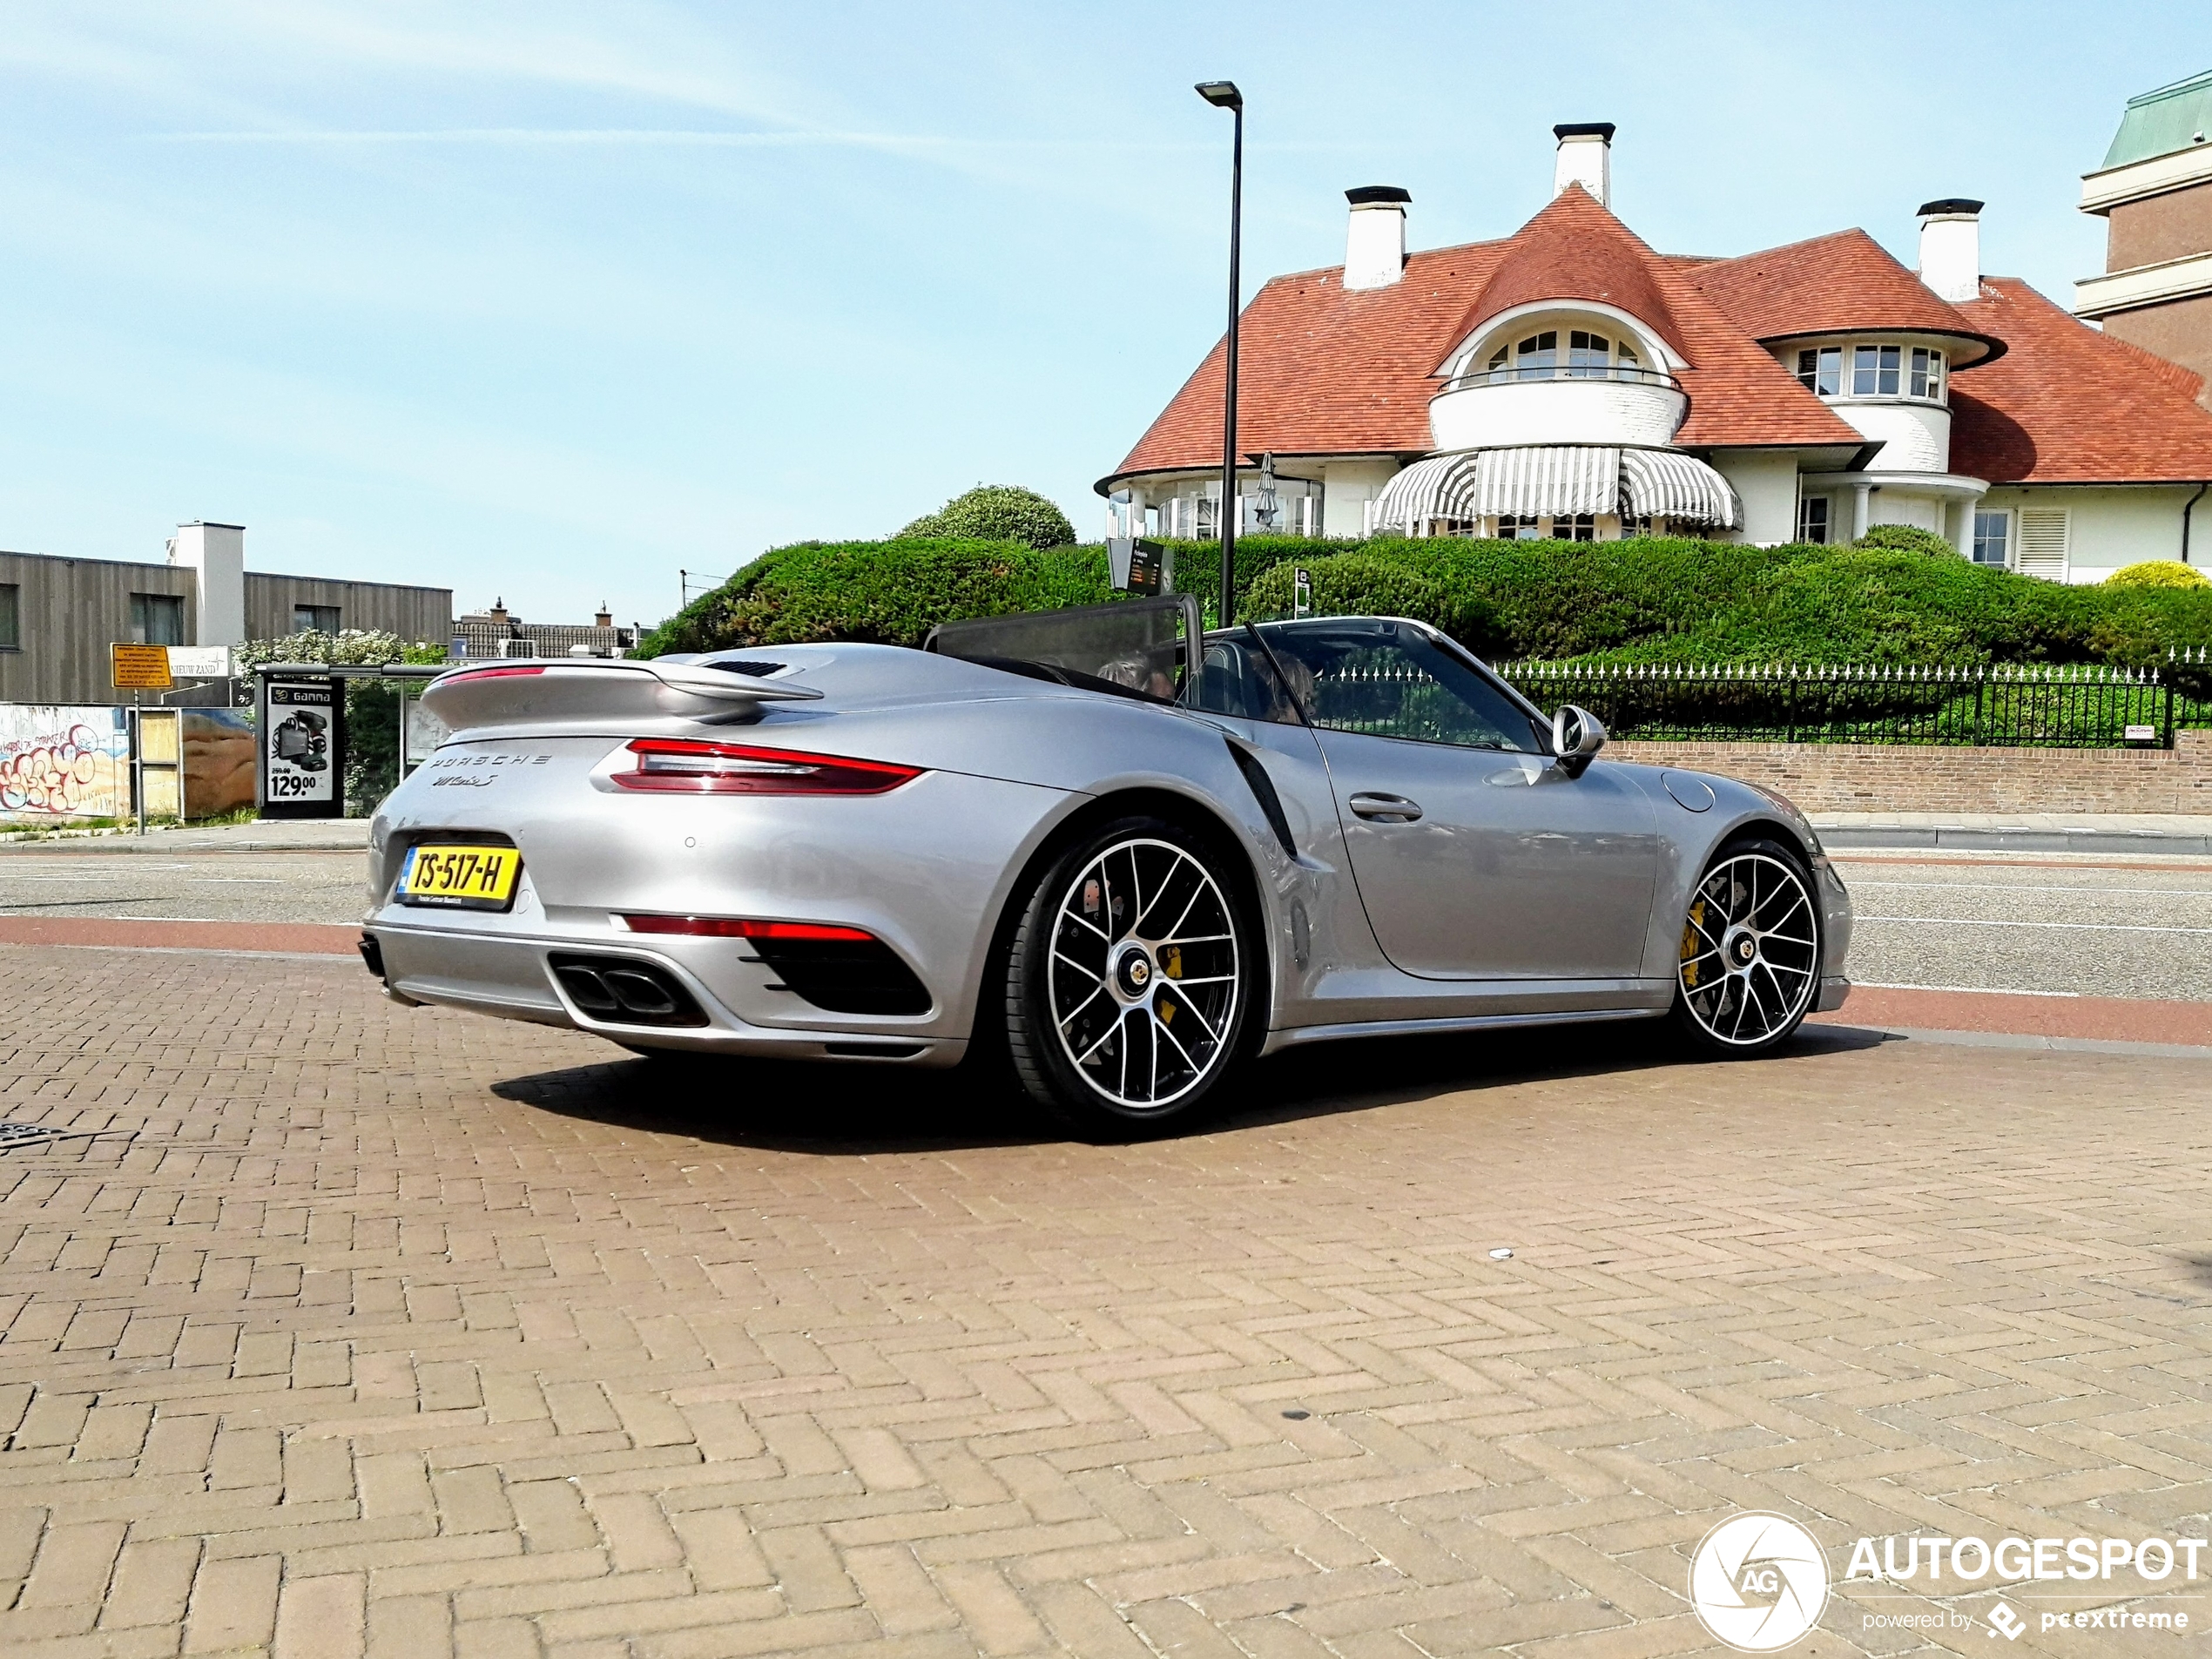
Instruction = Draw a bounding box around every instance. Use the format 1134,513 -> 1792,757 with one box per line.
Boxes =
1670,836 -> 1822,1058
1006,815 -> 1258,1138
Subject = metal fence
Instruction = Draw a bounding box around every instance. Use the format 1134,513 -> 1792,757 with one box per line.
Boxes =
1492,658 -> 2212,748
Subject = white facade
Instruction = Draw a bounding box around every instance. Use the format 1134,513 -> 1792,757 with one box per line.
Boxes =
1972,485 -> 2202,582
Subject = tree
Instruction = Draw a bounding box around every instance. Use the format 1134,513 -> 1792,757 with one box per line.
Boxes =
900,485 -> 1075,550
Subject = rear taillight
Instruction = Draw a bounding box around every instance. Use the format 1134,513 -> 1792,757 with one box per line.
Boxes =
620,915 -> 873,941
441,665 -> 545,682
610,739 -> 921,795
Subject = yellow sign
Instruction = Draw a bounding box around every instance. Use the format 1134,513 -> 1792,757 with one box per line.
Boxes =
111,644 -> 174,691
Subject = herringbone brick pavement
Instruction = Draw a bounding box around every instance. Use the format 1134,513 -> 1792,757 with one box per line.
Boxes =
0,943 -> 2207,1656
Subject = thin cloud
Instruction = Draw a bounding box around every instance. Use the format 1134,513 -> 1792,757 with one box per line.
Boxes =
152,127 -> 1355,154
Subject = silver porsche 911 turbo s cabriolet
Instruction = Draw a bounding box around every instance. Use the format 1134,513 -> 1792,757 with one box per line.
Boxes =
361,595 -> 1851,1135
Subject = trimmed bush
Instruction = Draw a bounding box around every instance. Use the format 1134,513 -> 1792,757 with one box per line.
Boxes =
1244,555 -> 1495,647
900,485 -> 1075,550
1851,524 -> 1957,557
636,539 -> 1112,657
2105,559 -> 2211,591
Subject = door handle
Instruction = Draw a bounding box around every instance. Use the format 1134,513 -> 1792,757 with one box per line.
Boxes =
1348,792 -> 1423,823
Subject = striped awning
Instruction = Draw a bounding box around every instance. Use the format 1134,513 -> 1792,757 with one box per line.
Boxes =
1620,448 -> 1743,529
1369,451 -> 1485,531
1373,445 -> 1742,531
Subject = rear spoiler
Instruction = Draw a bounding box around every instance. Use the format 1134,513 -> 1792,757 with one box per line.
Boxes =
422,658 -> 821,737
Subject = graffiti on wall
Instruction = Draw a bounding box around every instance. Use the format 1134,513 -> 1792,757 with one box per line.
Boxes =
0,707 -> 131,820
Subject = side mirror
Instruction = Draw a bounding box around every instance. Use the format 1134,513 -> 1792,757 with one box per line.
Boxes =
1551,705 -> 1608,778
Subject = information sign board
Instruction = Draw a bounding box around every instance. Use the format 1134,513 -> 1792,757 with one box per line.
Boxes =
1108,538 -> 1172,597
111,644 -> 174,691
166,645 -> 234,680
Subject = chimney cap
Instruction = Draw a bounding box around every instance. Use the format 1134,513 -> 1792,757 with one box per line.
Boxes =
1345,185 -> 1412,206
1554,122 -> 1616,142
1918,197 -> 1984,217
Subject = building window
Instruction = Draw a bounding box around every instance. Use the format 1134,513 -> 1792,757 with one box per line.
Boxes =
0,583 -> 17,650
1852,344 -> 1902,396
1560,514 -> 1597,541
1618,515 -> 1653,539
1796,347 -> 1842,396
1515,331 -> 1559,378
293,604 -> 341,633
1911,348 -> 1945,399
1972,509 -> 2010,567
130,592 -> 185,646
1798,496 -> 1831,544
1567,331 -> 1610,378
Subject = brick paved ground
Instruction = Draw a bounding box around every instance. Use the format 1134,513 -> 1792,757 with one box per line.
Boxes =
3,945 -> 2210,1656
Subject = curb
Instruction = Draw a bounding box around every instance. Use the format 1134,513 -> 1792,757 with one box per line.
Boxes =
1817,827 -> 2212,855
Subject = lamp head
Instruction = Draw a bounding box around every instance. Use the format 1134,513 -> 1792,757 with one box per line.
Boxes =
1195,80 -> 1243,111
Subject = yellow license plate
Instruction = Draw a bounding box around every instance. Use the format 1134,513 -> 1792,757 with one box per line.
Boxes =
400,844 -> 522,909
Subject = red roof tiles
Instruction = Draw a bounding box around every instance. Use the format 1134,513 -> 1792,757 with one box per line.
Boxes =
1451,186 -> 1689,361
1108,193 -> 2212,491
1949,279 -> 2212,483
1680,230 -> 2002,362
1111,192 -> 1858,482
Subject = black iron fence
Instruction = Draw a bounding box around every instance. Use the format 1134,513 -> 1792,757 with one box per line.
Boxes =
1493,657 -> 2212,749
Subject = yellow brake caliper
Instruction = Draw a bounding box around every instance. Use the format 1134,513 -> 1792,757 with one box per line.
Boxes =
1158,946 -> 1182,1022
1680,900 -> 1704,988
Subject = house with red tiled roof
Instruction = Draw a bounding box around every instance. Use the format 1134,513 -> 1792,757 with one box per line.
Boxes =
1100,123 -> 2212,583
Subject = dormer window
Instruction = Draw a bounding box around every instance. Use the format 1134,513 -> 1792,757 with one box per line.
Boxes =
1795,341 -> 1946,402
1477,328 -> 1652,384
1852,345 -> 1900,395
1797,347 -> 1842,395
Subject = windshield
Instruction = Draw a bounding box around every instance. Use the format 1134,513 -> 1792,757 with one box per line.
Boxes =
925,596 -> 1201,705
1226,618 -> 1549,753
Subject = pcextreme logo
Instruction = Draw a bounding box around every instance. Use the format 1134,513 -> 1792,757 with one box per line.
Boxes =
1689,1513 -> 1828,1651
1689,1511 -> 2206,1650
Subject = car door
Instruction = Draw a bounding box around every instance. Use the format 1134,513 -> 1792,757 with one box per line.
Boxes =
1254,619 -> 1658,981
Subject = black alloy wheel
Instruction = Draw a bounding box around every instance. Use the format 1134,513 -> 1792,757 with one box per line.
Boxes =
1006,816 -> 1258,1137
1672,836 -> 1822,1057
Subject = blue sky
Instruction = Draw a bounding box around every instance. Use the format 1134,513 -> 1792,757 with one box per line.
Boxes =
2,3 -> 2208,634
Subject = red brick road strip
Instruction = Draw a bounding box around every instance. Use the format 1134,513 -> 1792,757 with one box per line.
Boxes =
0,916 -> 361,955
1814,984 -> 2212,1048
5,917 -> 2206,1045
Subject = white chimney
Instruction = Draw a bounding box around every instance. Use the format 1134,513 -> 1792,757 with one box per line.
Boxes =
1552,123 -> 1615,207
1344,185 -> 1410,291
168,522 -> 246,648
1917,199 -> 1984,303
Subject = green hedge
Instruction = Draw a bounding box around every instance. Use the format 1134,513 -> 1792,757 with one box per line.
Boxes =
637,539 -> 1112,656
1240,537 -> 2212,675
640,535 -> 2212,691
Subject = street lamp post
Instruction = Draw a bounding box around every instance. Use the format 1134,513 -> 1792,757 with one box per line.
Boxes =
1196,79 -> 1243,628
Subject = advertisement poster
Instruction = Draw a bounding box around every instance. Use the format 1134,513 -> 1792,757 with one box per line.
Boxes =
183,710 -> 256,816
261,678 -> 344,818
0,706 -> 131,822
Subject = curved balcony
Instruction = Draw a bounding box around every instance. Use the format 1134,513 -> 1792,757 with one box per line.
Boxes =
1429,365 -> 1688,452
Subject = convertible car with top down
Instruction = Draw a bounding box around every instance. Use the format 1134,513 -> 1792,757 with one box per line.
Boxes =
360,596 -> 1852,1135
